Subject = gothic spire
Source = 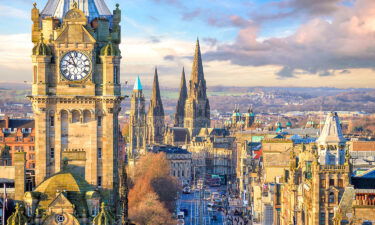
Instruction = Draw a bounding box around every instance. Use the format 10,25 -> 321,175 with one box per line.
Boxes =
190,38 -> 205,85
174,68 -> 187,127
149,67 -> 164,116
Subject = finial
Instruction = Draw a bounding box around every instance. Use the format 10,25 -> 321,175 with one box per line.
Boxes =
40,33 -> 44,42
73,1 -> 78,9
101,202 -> 106,210
33,2 -> 37,8
116,3 -> 120,9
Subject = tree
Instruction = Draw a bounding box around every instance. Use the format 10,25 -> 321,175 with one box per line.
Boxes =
128,153 -> 179,224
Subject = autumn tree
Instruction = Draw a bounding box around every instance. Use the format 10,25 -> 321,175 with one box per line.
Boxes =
128,152 -> 180,225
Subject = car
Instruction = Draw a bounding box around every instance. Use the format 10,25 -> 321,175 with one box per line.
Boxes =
182,187 -> 191,194
177,212 -> 185,225
207,202 -> 216,212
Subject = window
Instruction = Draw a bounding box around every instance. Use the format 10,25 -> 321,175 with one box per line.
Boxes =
329,179 -> 335,186
98,148 -> 102,159
33,66 -> 37,83
329,213 -> 334,225
114,66 -> 119,84
29,146 -> 35,151
320,213 -> 326,225
98,176 -> 102,187
29,154 -> 35,160
182,171 -> 185,177
338,179 -> 343,187
50,116 -> 54,127
98,116 -> 102,127
329,192 -> 335,203
50,148 -> 55,159
0,136 -> 3,142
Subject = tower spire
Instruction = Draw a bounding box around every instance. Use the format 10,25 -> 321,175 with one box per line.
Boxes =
174,67 -> 188,127
146,67 -> 165,144
191,38 -> 204,85
151,67 -> 163,106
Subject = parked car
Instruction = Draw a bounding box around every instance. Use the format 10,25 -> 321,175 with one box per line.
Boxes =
182,187 -> 191,194
177,212 -> 185,225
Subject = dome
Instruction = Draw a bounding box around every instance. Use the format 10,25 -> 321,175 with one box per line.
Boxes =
32,34 -> 52,56
34,171 -> 94,209
41,0 -> 112,23
286,121 -> 292,126
275,122 -> 282,127
100,41 -> 120,56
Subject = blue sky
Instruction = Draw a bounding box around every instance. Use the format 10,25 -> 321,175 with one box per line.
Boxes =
1,0 -> 375,88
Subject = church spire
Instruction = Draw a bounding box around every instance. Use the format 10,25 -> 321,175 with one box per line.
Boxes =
184,40 -> 210,136
149,67 -> 164,115
146,67 -> 165,144
190,39 -> 205,92
174,67 -> 187,127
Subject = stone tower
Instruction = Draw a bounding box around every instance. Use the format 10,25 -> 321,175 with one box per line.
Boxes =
129,76 -> 146,156
174,68 -> 187,127
146,68 -> 165,145
317,112 -> 346,165
184,39 -> 210,136
245,106 -> 255,128
28,0 -> 122,205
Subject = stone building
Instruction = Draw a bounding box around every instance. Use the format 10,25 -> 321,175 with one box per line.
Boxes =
226,106 -> 255,130
188,128 -> 235,181
0,117 -> 35,170
28,0 -> 123,209
279,112 -> 351,225
129,76 -> 146,158
184,40 -> 210,137
152,145 -> 192,184
146,68 -> 165,145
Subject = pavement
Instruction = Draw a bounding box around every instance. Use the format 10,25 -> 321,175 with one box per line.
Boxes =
178,186 -> 225,225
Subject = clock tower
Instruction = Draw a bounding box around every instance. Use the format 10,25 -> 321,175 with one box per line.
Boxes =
28,0 -> 122,205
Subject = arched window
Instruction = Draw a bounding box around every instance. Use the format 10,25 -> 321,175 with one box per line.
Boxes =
83,110 -> 91,123
329,192 -> 335,203
72,110 -> 80,123
33,66 -> 37,83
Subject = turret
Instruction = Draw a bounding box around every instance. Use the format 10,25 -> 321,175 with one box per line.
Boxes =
317,112 -> 346,165
32,33 -> 52,95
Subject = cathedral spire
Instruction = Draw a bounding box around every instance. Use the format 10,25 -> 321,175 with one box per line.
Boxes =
174,67 -> 187,127
184,40 -> 210,136
150,67 -> 163,109
146,68 -> 165,144
190,38 -> 205,87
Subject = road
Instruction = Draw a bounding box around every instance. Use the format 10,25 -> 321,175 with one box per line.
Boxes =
178,186 -> 225,225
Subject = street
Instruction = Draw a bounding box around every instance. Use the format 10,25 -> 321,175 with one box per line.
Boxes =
178,186 -> 225,225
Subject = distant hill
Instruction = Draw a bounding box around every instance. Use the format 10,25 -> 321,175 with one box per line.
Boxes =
1,82 -> 374,114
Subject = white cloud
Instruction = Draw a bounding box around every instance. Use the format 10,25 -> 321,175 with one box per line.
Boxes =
0,5 -> 28,19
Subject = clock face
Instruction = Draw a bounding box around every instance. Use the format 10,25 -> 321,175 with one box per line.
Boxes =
60,51 -> 92,81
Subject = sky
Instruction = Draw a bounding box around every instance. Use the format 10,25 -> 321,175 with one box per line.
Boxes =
0,0 -> 375,88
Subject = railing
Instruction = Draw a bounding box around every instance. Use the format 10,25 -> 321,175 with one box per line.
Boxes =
319,165 -> 346,171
